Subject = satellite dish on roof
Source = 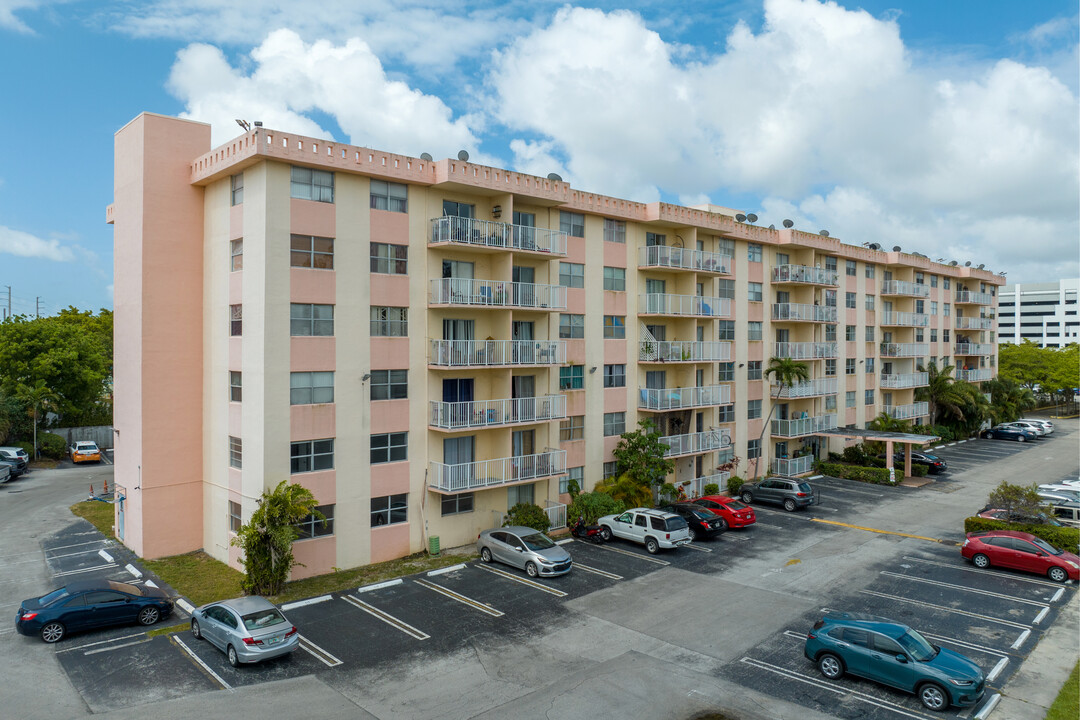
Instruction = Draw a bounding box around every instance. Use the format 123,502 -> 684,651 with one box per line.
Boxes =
747,213 -> 758,223
977,263 -> 985,270
782,219 -> 794,228
892,246 -> 902,252
965,261 -> 972,267
420,152 -> 433,161
868,243 -> 881,251
819,230 -> 829,237
768,224 -> 775,230
547,173 -> 562,182
949,260 -> 958,266
457,150 -> 469,161
735,213 -> 746,222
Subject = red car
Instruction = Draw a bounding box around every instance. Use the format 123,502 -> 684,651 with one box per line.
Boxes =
961,530 -> 1079,582
692,495 -> 756,529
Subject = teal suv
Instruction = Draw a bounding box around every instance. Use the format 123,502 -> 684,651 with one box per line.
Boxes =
804,613 -> 984,711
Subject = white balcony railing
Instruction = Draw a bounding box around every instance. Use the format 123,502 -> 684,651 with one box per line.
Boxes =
879,342 -> 929,358
955,343 -> 993,356
771,264 -> 839,286
956,316 -> 993,330
884,401 -> 929,420
880,372 -> 929,389
659,430 -> 728,457
638,384 -> 731,411
638,245 -> 732,274
880,311 -> 930,327
686,472 -> 731,498
771,303 -> 838,323
544,501 -> 567,529
881,280 -> 930,297
772,377 -> 838,398
430,216 -> 568,256
775,342 -> 839,359
771,414 -> 839,438
429,278 -> 566,310
429,395 -> 566,430
639,294 -> 731,318
773,455 -> 815,476
955,291 -> 993,305
429,450 -> 568,493
957,368 -> 993,382
429,339 -> 566,367
639,341 -> 731,363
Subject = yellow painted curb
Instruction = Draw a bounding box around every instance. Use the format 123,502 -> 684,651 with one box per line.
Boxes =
810,518 -> 955,545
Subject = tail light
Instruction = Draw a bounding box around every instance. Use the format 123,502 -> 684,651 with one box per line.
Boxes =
796,492 -> 808,497
20,611 -> 37,621
665,533 -> 671,539
242,637 -> 264,646
807,631 -> 816,639
285,626 -> 298,638
812,619 -> 825,630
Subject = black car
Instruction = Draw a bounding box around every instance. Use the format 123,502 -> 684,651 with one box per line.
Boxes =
880,450 -> 948,474
656,502 -> 726,541
15,580 -> 173,643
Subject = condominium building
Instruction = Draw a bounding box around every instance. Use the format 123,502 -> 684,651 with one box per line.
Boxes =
998,280 -> 1079,347
108,113 -> 1002,576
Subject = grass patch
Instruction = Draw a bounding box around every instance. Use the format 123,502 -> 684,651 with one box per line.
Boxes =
146,622 -> 188,638
70,500 -> 115,537
142,551 -> 245,607
1046,660 -> 1079,720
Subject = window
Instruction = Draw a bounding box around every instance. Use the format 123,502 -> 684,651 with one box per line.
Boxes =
824,289 -> 837,307
560,415 -> 585,441
291,234 -> 334,269
229,371 -> 242,402
646,232 -> 666,246
230,304 -> 242,336
930,275 -> 938,288
775,252 -> 789,266
604,364 -> 626,387
603,316 -> 625,339
747,399 -> 762,419
943,329 -> 951,342
943,277 -> 951,290
747,361 -> 762,380
370,243 -> 408,274
825,257 -> 837,272
560,211 -> 585,238
865,389 -> 875,405
825,359 -> 837,376
290,166 -> 334,202
371,306 -> 408,336
718,362 -> 734,382
603,412 -> 626,436
944,303 -> 951,317
603,266 -> 625,291
845,358 -> 856,375
371,495 -> 407,526
603,461 -> 618,480
228,500 -> 242,532
560,262 -> 585,288
370,179 -> 408,212
748,243 -> 762,262
290,371 -> 334,405
825,395 -> 837,411
846,260 -> 857,276
845,292 -> 857,309
846,391 -> 856,407
230,239 -> 243,271
717,238 -> 735,256
915,272 -> 925,285
866,357 -> 875,373
930,301 -> 938,315
718,320 -> 735,341
560,314 -> 585,338
229,436 -> 242,469
865,326 -> 875,341
748,322 -> 762,341
560,365 -> 584,390
562,467 -> 584,494
230,173 -> 243,206
370,369 -> 407,400
441,493 -> 473,516
865,265 -> 875,279
291,439 -> 334,473
825,324 -> 837,342
930,329 -> 938,342
747,439 -> 761,459
508,483 -> 535,509
295,504 -> 335,538
915,328 -> 924,342
846,325 -> 856,341
717,404 -> 734,422
865,294 -> 875,310
603,218 -> 626,243
916,299 -> 925,314
290,303 -> 334,336
748,282 -> 763,302
371,432 -> 408,464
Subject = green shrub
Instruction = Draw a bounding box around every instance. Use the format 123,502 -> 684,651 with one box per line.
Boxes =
14,441 -> 34,458
38,432 -> 67,460
726,475 -> 745,497
818,462 -> 892,485
567,491 -> 625,526
503,503 -> 551,533
703,483 -> 720,496
963,517 -> 1080,551
911,464 -> 928,477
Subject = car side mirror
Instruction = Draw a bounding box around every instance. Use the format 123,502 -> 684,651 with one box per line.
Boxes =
895,654 -> 908,663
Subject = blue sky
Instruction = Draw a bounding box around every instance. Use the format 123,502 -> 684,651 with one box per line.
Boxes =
0,0 -> 1077,317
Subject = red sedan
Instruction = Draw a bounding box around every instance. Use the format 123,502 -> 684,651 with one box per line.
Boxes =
961,530 -> 1079,582
692,495 -> 756,529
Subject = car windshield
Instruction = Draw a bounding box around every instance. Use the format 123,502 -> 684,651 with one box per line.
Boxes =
726,500 -> 749,510
108,580 -> 143,596
897,629 -> 938,661
1030,537 -> 1063,555
241,608 -> 287,631
665,516 -> 688,531
40,587 -> 70,606
797,483 -> 813,493
520,532 -> 556,550
690,509 -> 713,521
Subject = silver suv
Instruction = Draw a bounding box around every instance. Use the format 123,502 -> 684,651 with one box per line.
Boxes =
597,508 -> 691,554
740,476 -> 818,512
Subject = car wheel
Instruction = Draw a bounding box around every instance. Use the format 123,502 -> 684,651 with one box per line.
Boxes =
138,606 -> 161,626
40,622 -> 65,644
1048,566 -> 1068,583
972,553 -> 991,569
741,491 -> 754,504
227,645 -> 240,668
600,525 -> 612,541
783,498 -> 797,512
918,682 -> 948,711
1017,435 -> 1025,442
688,527 -> 698,542
480,547 -> 492,563
717,518 -> 728,531
817,653 -> 843,679
191,619 -> 202,640
645,537 -> 660,554
525,562 -> 539,578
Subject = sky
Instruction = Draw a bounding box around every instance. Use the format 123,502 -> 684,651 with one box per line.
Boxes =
0,0 -> 1077,317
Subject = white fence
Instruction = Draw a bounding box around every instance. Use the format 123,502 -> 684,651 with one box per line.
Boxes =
49,425 -> 114,450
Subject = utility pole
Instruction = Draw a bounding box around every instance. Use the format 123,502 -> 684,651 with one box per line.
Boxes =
35,296 -> 41,319
4,285 -> 9,320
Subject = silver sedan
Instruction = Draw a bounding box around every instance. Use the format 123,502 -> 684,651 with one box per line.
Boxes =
477,526 -> 572,577
190,596 -> 299,667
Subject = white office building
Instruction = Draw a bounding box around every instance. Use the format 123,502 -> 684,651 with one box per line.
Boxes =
998,279 -> 1080,347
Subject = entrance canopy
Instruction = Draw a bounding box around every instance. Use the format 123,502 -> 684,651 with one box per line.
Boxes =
817,428 -> 941,480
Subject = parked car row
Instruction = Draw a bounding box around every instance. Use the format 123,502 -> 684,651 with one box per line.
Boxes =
0,446 -> 30,480
981,418 -> 1055,443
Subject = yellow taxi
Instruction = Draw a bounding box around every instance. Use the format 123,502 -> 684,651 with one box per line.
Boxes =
70,441 -> 102,464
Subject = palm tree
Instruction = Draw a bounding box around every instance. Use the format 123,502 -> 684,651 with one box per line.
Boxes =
16,379 -> 59,460
866,411 -> 912,455
986,378 -> 1035,423
752,357 -> 810,479
916,360 -> 964,426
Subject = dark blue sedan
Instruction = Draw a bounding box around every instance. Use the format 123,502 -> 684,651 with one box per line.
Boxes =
16,580 -> 173,643
981,424 -> 1038,442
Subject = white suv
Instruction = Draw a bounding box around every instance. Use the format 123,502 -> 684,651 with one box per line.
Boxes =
597,508 -> 691,554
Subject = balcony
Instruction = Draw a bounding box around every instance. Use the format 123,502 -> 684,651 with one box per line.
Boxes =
883,401 -> 929,421
429,339 -> 566,367
659,430 -> 728,457
881,280 -> 930,297
773,455 -> 814,476
955,343 -> 993,356
880,311 -> 929,327
772,377 -> 838,399
638,245 -> 731,274
429,450 -> 567,493
771,414 -> 839,438
639,341 -> 731,363
770,264 -> 839,286
774,342 -> 839,360
879,342 -> 929,358
955,291 -> 993,305
957,368 -> 992,382
429,278 -> 566,310
880,372 -> 929,389
956,316 -> 993,330
430,216 -> 568,256
771,303 -> 837,323
639,293 -> 731,318
686,471 -> 731,496
429,395 -> 566,431
638,384 -> 731,411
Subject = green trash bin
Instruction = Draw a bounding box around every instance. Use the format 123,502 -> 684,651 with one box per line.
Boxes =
428,535 -> 441,556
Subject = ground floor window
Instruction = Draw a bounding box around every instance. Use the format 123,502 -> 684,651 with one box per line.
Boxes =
372,494 -> 407,526
441,493 -> 473,516
295,504 -> 335,539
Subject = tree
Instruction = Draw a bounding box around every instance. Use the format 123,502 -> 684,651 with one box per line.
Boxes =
503,503 -> 551,533
0,392 -> 32,445
985,378 -> 1035,424
865,412 -> 912,454
594,472 -> 658,508
231,480 -> 323,596
916,360 -> 964,425
567,491 -> 625,525
612,418 -> 675,491
987,481 -> 1045,518
15,380 -> 59,459
752,357 -> 810,479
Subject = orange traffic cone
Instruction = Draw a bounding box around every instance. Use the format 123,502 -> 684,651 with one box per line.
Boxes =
103,478 -> 109,494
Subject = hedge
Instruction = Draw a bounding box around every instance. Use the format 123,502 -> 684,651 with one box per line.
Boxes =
963,517 -> 1080,550
817,462 -> 893,484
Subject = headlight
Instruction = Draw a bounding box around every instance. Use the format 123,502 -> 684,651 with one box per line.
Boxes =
949,678 -> 975,687
1066,561 -> 1078,569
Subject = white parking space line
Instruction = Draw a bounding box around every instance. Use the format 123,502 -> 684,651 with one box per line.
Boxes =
901,556 -> 1068,589
594,544 -> 670,565
683,543 -> 713,553
752,522 -> 784,530
473,564 -> 569,597
54,563 -> 118,577
281,595 -> 333,611
298,634 -> 343,666
45,540 -> 108,553
859,589 -> 1032,630
986,657 -> 1009,683
573,563 -> 623,580
415,578 -> 504,617
879,571 -> 1051,608
83,638 -> 151,655
174,635 -> 231,690
341,595 -> 430,640
57,632 -> 147,654
974,694 -> 1001,719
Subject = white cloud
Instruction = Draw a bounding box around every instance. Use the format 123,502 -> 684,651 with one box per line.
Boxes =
0,225 -> 76,261
0,0 -> 48,32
